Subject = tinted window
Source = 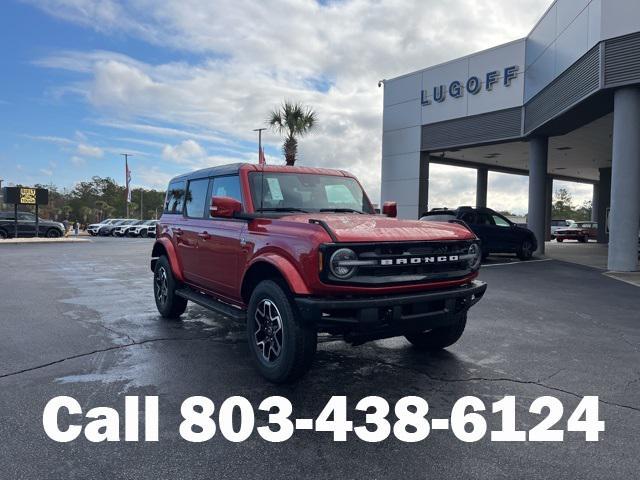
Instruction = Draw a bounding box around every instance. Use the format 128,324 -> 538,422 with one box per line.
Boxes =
185,178 -> 209,218
164,181 -> 186,214
460,212 -> 477,224
477,213 -> 494,225
421,213 -> 456,222
18,213 -> 35,221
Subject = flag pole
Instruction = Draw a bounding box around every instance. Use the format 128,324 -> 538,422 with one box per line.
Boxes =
122,153 -> 133,218
253,128 -> 266,165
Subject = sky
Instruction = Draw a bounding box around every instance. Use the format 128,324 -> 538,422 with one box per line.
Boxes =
0,0 -> 593,214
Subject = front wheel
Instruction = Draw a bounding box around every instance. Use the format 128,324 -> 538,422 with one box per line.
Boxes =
153,256 -> 187,319
517,238 -> 534,260
404,312 -> 467,351
46,228 -> 62,238
247,280 -> 317,383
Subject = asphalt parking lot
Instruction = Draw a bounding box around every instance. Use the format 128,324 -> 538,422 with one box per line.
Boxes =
1,238 -> 639,479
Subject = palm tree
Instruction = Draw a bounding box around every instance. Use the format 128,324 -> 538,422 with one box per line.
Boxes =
268,101 -> 317,166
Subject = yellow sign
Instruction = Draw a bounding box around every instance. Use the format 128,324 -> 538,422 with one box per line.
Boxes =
19,188 -> 37,205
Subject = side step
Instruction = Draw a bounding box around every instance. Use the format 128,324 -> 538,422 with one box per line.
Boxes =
175,287 -> 246,321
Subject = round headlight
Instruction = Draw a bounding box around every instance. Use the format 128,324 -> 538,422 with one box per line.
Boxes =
468,243 -> 481,270
329,248 -> 358,279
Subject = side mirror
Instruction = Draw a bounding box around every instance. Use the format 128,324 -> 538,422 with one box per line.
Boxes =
382,201 -> 397,218
210,196 -> 242,218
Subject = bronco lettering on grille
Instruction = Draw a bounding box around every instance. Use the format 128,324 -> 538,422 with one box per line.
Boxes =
380,255 -> 459,265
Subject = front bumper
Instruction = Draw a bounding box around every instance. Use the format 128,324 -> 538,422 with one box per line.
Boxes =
295,280 -> 487,343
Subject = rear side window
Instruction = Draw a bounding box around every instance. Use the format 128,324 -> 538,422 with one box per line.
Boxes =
164,181 -> 186,214
185,178 -> 209,218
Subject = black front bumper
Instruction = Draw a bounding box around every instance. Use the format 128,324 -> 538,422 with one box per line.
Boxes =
295,280 -> 487,342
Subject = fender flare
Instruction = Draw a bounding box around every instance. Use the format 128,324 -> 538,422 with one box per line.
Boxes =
243,254 -> 311,295
151,238 -> 184,283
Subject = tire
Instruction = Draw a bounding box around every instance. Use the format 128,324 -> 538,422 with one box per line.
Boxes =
578,236 -> 587,243
405,312 -> 467,351
0,229 -> 7,239
139,229 -> 147,238
247,280 -> 317,383
517,238 -> 534,260
46,228 -> 62,238
153,256 -> 187,319
557,238 -> 563,243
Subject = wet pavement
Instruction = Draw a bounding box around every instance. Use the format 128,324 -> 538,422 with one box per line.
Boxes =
0,238 -> 639,479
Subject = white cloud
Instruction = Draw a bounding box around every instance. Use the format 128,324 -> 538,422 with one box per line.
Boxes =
161,139 -> 206,164
76,143 -> 104,157
39,168 -> 53,177
71,156 -> 86,166
30,0 -> 551,208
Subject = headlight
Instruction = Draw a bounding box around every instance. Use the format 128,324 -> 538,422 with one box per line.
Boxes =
468,243 -> 481,270
329,248 -> 358,279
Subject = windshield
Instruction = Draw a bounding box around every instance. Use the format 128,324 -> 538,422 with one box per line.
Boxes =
249,172 -> 374,214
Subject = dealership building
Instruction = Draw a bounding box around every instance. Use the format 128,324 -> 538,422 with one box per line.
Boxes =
381,0 -> 640,271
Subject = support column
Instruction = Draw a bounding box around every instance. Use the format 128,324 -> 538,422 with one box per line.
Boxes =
545,176 -> 553,241
476,168 -> 488,208
418,152 -> 430,216
528,136 -> 548,255
591,184 -> 599,222
597,168 -> 611,243
608,87 -> 640,271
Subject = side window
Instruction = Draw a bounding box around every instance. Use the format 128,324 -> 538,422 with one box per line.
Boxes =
164,180 -> 186,214
210,175 -> 242,202
477,213 -> 495,226
460,212 -> 477,224
209,175 -> 242,218
492,215 -> 511,227
18,213 -> 35,221
185,178 -> 209,218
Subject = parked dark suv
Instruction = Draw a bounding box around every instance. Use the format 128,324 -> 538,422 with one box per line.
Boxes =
151,163 -> 487,383
421,207 -> 537,260
0,211 -> 65,239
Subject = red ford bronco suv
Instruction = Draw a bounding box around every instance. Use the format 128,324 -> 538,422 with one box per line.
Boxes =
151,163 -> 486,382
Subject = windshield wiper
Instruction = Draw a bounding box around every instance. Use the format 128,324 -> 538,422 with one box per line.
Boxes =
319,208 -> 364,214
255,207 -> 309,213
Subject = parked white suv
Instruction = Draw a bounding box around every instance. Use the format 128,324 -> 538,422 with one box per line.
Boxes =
87,218 -> 122,236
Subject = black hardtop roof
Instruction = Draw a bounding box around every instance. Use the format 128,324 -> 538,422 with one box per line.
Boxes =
167,163 -> 352,185
169,163 -> 246,183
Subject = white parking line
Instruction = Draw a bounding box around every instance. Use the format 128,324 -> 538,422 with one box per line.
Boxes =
481,258 -> 553,267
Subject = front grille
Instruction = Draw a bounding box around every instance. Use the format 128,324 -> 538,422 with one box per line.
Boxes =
321,240 -> 477,286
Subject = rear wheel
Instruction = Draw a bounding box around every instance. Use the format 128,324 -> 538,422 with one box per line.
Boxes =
46,228 -> 62,238
578,236 -> 587,243
518,238 -> 534,260
404,312 -> 467,351
557,238 -> 563,243
0,229 -> 7,239
247,280 -> 317,383
153,256 -> 187,319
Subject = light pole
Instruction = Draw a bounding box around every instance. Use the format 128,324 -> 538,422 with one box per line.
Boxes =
0,178 -> 3,207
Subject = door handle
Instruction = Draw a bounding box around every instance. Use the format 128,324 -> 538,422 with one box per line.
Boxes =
198,231 -> 211,240
174,227 -> 183,236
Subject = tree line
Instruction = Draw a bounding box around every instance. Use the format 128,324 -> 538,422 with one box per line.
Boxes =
4,177 -> 166,224
552,187 -> 592,221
